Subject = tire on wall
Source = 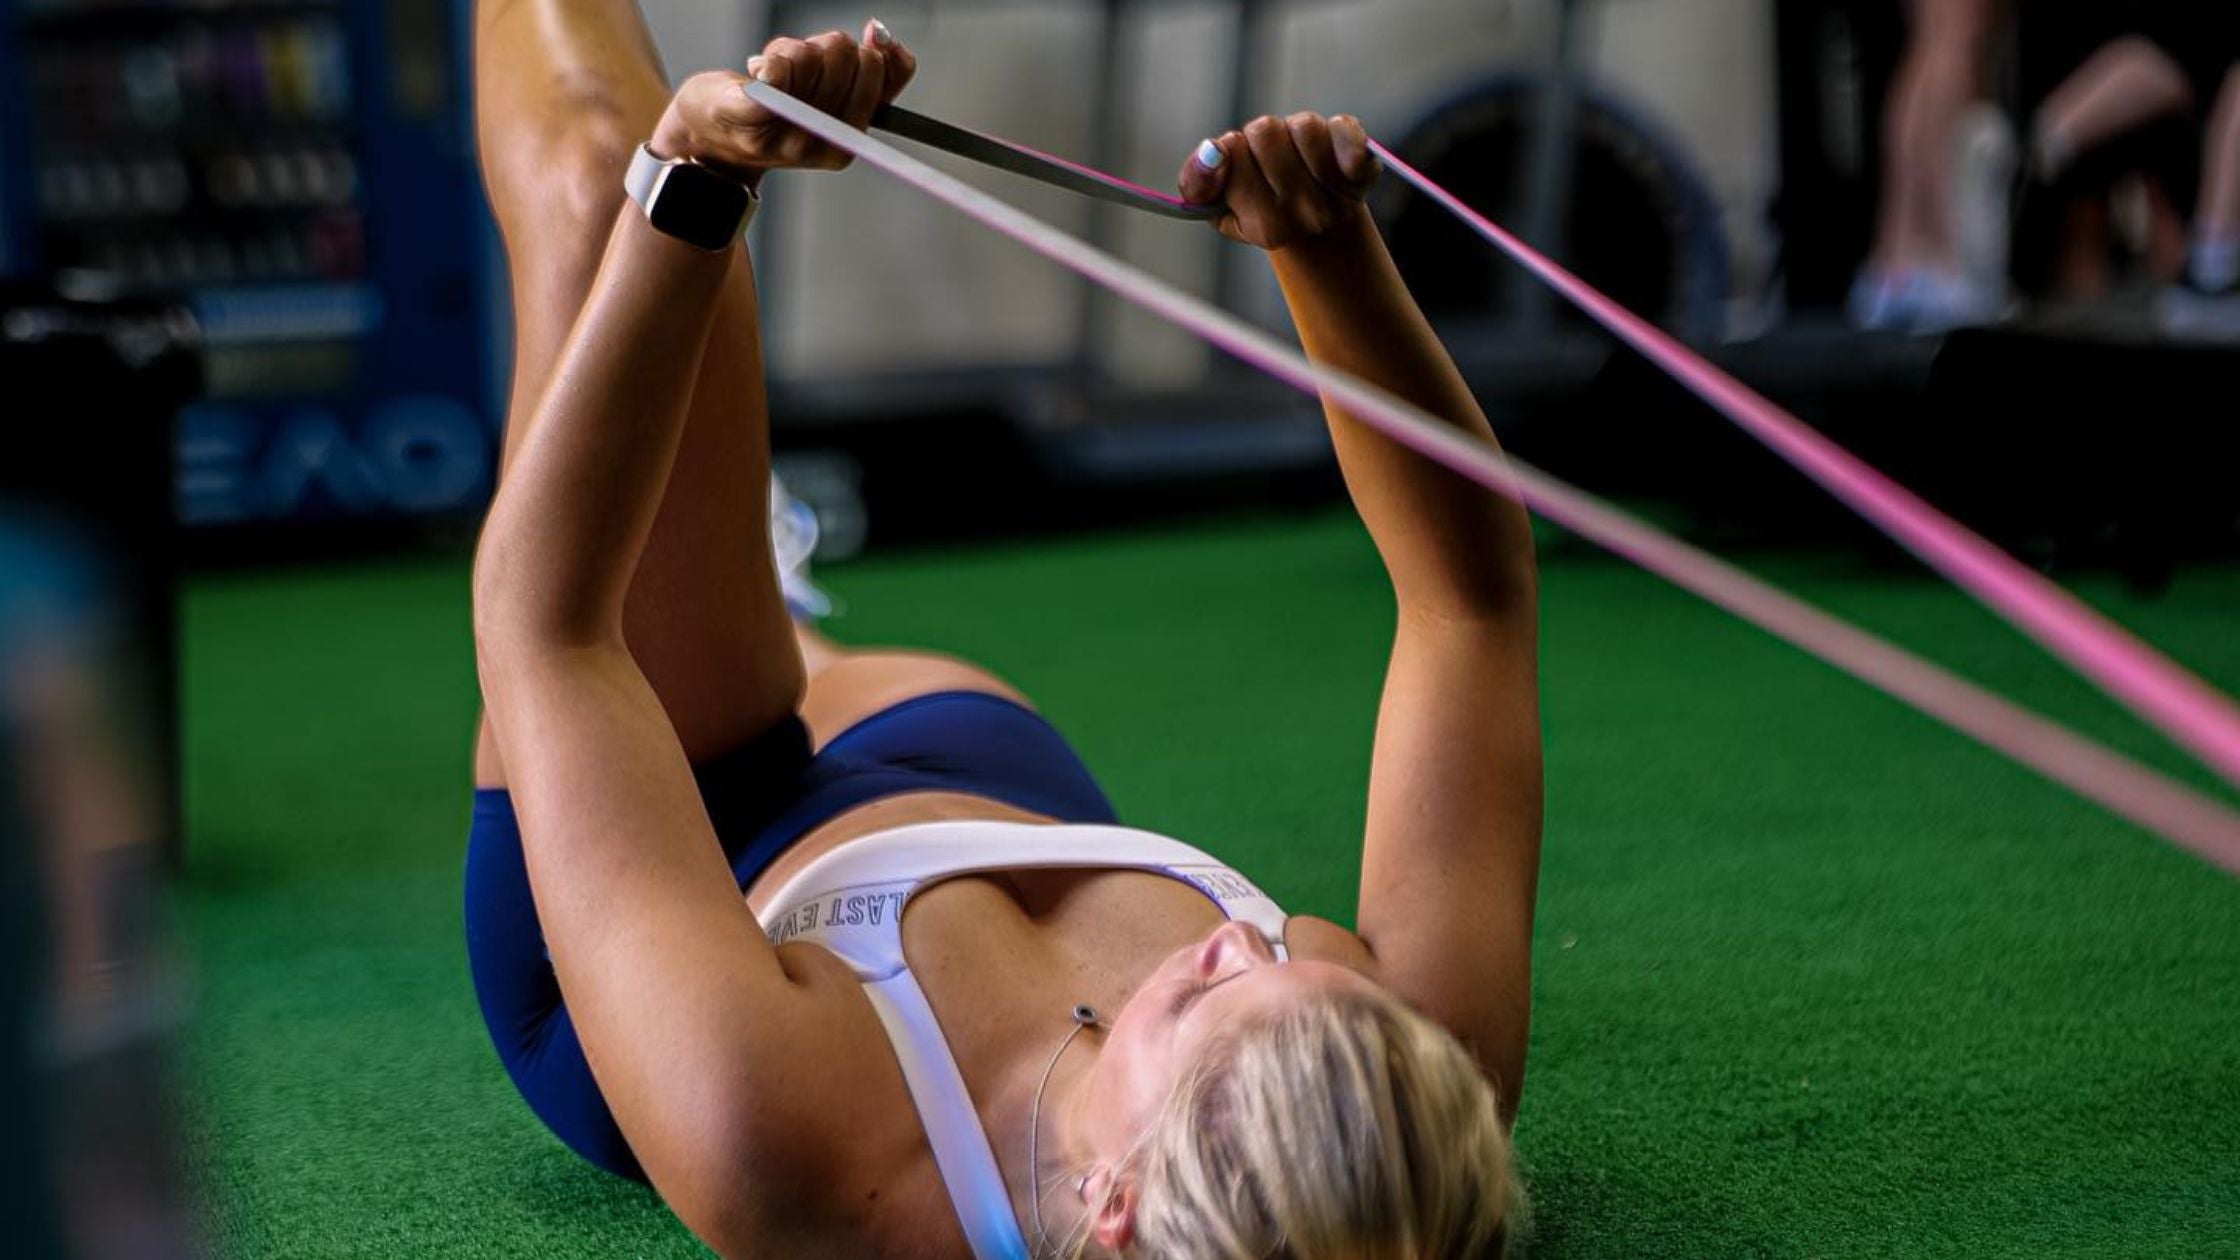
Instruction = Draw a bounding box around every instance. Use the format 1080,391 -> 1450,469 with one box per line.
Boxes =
1374,74 -> 1732,344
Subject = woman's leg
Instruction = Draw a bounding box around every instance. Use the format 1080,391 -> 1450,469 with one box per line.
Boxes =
2193,66 -> 2240,287
793,625 -> 1031,748
2033,37 -> 2195,174
471,0 -> 804,787
1870,0 -> 1999,274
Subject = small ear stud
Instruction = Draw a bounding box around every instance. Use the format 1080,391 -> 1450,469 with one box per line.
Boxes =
1072,1004 -> 1100,1026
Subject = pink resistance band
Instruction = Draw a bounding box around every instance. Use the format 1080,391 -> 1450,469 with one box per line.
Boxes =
742,81 -> 2240,874
1370,142 -> 2240,793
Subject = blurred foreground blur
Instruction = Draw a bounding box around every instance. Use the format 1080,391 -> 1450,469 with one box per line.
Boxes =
4,298 -> 196,1257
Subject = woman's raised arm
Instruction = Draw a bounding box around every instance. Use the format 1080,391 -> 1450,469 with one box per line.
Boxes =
1182,116 -> 1543,1115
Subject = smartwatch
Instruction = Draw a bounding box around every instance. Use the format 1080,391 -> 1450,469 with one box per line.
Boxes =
624,144 -> 759,252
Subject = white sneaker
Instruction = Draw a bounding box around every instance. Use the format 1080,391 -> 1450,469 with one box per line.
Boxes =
1904,267 -> 2007,334
770,473 -> 833,621
1848,265 -> 2005,335
2158,286 -> 2240,342
2159,235 -> 2240,341
2189,236 -> 2239,294
1847,267 -> 1910,331
1951,102 -> 2016,310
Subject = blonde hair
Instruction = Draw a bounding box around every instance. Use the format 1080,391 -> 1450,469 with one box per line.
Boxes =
1068,986 -> 1525,1259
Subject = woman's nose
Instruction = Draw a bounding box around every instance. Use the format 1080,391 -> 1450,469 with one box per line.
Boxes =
1196,919 -> 1276,979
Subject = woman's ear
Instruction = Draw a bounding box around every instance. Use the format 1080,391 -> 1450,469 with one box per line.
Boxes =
1083,1167 -> 1138,1252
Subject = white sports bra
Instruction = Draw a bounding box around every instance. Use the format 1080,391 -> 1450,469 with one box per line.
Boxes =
754,820 -> 1292,1260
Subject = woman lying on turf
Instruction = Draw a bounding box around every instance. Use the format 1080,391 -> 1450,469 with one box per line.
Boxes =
466,6 -> 1541,1257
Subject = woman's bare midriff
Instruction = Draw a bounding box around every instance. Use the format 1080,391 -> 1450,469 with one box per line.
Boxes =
742,790 -> 1059,918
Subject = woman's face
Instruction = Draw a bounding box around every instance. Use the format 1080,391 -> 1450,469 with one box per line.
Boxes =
1073,919 -> 1379,1160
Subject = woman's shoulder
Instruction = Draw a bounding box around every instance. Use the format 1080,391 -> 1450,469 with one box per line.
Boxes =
1284,913 -> 1381,975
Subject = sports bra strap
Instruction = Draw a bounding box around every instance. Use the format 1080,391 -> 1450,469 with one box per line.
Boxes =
863,972 -> 1031,1259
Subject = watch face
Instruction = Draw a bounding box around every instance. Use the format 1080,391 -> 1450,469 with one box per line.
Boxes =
648,162 -> 751,251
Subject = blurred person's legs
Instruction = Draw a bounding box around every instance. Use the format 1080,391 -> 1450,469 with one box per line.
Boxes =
2021,136 -> 2197,302
2187,66 -> 2240,291
2019,26 -> 2213,305
2137,0 -> 2240,289
2028,8 -> 2240,329
2159,64 -> 2240,335
2031,36 -> 2194,178
1853,0 -> 2011,332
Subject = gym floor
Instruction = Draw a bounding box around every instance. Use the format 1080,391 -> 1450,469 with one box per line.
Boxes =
180,511 -> 2240,1258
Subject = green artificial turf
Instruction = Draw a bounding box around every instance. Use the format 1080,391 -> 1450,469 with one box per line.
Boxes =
179,512 -> 2240,1258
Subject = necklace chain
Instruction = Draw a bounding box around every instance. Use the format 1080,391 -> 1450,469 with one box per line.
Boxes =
1027,1004 -> 1100,1256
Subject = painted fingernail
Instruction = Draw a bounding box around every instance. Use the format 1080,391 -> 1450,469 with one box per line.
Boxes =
1195,139 -> 1224,170
869,17 -> 893,46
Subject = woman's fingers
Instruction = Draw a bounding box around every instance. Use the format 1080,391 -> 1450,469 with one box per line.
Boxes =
1287,112 -> 1348,194
1211,128 -> 1280,245
1292,111 -> 1379,199
841,43 -> 889,130
800,31 -> 862,167
1177,135 -> 1230,205
1180,133 -> 1261,246
665,19 -> 919,176
1187,111 -> 1379,249
741,44 -> 805,163
729,27 -> 895,170
1243,114 -> 1333,246
802,29 -> 853,104
865,17 -> 917,101
1331,114 -> 1380,188
1243,115 -> 1317,212
765,36 -> 816,98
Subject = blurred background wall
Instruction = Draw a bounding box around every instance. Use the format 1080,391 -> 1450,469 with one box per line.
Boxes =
3,0 -> 2230,570
634,0 -> 1778,383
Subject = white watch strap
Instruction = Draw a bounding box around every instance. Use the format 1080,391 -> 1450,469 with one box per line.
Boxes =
623,143 -> 760,236
624,142 -> 666,212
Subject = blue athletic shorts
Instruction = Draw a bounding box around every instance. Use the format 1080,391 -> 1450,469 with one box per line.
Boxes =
461,690 -> 1118,1179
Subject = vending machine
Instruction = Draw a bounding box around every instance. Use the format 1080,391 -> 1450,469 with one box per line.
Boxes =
0,0 -> 497,540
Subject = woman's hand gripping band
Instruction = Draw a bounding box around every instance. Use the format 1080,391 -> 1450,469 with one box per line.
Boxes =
651,19 -> 919,182
1178,112 -> 1383,251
